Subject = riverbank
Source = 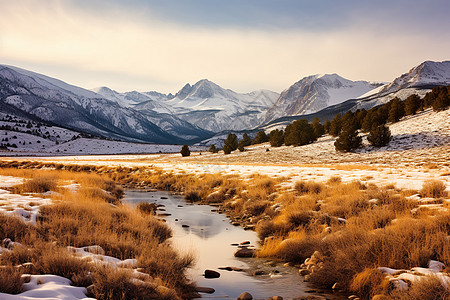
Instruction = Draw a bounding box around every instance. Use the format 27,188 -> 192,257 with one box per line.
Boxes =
1,160 -> 449,299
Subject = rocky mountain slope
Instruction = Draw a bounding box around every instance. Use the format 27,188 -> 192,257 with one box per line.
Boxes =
263,74 -> 382,123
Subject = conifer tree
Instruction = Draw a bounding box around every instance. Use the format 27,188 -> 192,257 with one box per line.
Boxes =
388,97 -> 405,123
431,87 -> 450,111
404,94 -> 421,115
284,119 -> 316,146
334,119 -> 361,152
252,130 -> 269,145
223,133 -> 238,154
208,144 -> 218,153
368,124 -> 392,147
269,129 -> 284,147
312,117 -> 325,138
180,145 -> 190,157
329,113 -> 342,137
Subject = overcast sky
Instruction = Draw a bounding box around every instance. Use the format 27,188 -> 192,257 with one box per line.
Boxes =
0,0 -> 449,93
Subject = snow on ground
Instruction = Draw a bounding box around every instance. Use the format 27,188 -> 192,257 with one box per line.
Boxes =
0,275 -> 94,300
0,176 -> 51,224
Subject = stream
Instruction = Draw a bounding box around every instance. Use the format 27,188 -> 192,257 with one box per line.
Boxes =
123,190 -> 342,300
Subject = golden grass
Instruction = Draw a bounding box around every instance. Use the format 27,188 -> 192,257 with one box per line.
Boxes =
0,265 -> 24,294
421,180 -> 448,198
350,268 -> 387,300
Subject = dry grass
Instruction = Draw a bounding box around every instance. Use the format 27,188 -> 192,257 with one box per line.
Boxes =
0,265 -> 24,294
390,275 -> 450,300
421,180 -> 448,198
350,268 -> 387,300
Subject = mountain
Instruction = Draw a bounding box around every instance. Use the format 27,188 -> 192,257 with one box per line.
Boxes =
163,79 -> 279,132
0,65 -> 209,144
263,74 -> 382,124
355,60 -> 450,110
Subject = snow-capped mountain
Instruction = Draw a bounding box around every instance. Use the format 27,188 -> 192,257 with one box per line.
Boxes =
263,74 -> 382,123
164,79 -> 279,132
355,60 -> 450,110
0,65 -> 209,143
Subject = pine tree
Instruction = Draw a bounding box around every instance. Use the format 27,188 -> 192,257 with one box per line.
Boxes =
324,119 -> 331,134
388,97 -> 405,123
404,94 -> 421,115
238,134 -> 252,152
368,124 -> 392,147
223,133 -> 238,154
431,87 -> 450,111
334,120 -> 362,152
312,117 -> 325,138
208,144 -> 218,153
284,119 -> 316,146
252,130 -> 269,145
180,145 -> 190,157
269,129 -> 284,147
329,113 -> 342,137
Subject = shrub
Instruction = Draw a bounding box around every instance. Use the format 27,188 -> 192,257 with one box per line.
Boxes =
137,202 -> 157,215
180,145 -> 190,157
0,265 -> 24,294
350,268 -> 387,299
208,144 -> 218,153
10,176 -> 57,194
420,180 -> 447,198
295,181 -> 323,194
368,124 -> 392,147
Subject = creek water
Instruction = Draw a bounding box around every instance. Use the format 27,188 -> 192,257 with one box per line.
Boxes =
123,190 -> 341,300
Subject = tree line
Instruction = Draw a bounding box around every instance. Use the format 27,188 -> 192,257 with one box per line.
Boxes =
180,85 -> 449,156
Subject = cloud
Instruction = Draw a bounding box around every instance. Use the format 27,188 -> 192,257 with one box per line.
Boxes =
0,0 -> 449,93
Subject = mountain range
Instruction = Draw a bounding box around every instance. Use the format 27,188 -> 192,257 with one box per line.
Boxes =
0,60 -> 449,145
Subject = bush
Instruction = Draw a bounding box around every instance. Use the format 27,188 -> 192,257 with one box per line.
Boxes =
350,268 -> 387,299
0,265 -> 24,294
295,181 -> 323,194
420,180 -> 447,198
208,144 -> 218,153
180,145 -> 190,157
368,124 -> 392,147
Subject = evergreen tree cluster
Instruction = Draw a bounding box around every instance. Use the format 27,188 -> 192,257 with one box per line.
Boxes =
325,85 -> 450,152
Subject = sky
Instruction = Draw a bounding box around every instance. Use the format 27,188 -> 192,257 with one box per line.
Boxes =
0,0 -> 449,94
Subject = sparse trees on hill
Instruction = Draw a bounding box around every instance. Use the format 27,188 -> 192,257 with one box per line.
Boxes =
368,124 -> 392,147
252,130 -> 269,145
334,119 -> 361,152
269,129 -> 284,147
180,145 -> 190,157
284,119 -> 316,146
431,86 -> 450,111
223,133 -> 238,154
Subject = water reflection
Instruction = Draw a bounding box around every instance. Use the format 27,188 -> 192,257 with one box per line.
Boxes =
123,190 -> 343,300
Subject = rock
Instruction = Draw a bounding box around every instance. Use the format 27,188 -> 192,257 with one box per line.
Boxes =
231,243 -> 239,246
237,292 -> 253,300
231,267 -> 245,272
295,296 -> 326,300
299,269 -> 311,276
181,224 -> 190,228
253,270 -> 265,276
240,241 -> 251,245
83,245 -> 105,255
219,266 -> 233,271
195,286 -> 215,293
234,248 -> 255,258
267,297 -> 283,300
332,282 -> 341,290
204,269 -> 220,278
348,296 -> 359,300
160,197 -> 168,199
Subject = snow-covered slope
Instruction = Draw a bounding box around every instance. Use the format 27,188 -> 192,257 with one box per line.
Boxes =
355,60 -> 450,110
264,74 -> 381,123
0,65 -> 211,143
164,79 -> 279,132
